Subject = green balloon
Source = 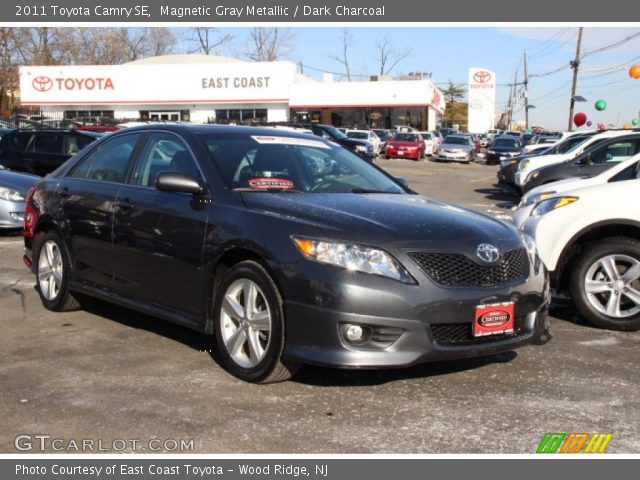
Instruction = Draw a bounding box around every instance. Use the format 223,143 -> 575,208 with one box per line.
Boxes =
633,118 -> 639,126
595,100 -> 607,111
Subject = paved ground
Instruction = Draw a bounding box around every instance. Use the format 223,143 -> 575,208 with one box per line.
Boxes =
1,157 -> 639,454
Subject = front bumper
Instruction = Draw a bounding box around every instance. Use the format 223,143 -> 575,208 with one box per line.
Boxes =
386,148 -> 420,159
279,256 -> 550,368
436,151 -> 470,162
0,200 -> 25,230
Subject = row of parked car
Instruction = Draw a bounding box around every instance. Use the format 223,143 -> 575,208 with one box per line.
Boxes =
490,128 -> 640,331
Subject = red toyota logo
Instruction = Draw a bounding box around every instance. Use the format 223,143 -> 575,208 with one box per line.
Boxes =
32,76 -> 53,92
473,70 -> 492,84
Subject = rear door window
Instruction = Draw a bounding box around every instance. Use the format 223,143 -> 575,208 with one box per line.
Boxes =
33,134 -> 64,154
68,133 -> 142,183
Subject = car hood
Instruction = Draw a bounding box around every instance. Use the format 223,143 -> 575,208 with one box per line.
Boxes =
490,146 -> 523,153
388,141 -> 420,147
242,193 -> 522,250
336,137 -> 369,148
440,143 -> 473,151
0,170 -> 40,195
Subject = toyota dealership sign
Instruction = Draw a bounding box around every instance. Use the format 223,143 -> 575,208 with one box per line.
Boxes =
468,67 -> 496,133
19,62 -> 297,105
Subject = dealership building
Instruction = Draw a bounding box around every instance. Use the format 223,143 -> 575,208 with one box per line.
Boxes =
18,54 -> 445,129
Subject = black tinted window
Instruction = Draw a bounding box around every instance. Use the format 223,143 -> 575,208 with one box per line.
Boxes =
66,134 -> 96,155
33,134 -> 63,154
69,133 -> 142,183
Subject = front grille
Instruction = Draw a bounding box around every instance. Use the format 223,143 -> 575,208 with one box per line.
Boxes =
431,317 -> 525,346
410,248 -> 529,287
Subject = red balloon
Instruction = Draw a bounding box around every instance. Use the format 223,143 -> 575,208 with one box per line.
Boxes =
573,112 -> 587,127
598,123 -> 606,132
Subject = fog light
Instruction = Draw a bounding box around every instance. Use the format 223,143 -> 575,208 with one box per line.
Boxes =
345,324 -> 363,342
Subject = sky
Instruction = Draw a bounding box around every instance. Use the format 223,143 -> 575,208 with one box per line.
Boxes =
177,27 -> 640,131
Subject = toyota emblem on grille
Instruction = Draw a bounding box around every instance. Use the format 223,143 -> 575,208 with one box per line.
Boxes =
476,243 -> 500,263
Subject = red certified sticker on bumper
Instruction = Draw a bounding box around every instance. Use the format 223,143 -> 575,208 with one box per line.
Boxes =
473,302 -> 515,337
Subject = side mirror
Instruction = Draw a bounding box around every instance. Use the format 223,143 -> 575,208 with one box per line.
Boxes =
155,172 -> 204,195
395,177 -> 409,188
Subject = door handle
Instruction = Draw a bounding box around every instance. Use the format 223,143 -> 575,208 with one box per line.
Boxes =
58,186 -> 70,198
115,198 -> 134,211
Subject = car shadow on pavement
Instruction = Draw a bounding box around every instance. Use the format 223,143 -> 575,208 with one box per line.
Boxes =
292,352 -> 518,387
76,295 -> 226,364
73,295 -> 520,386
474,187 -> 519,210
548,296 -> 591,328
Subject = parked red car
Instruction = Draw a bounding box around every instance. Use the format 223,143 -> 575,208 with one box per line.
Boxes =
385,133 -> 425,160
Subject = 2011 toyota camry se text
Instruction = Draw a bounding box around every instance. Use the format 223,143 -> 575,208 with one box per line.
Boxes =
23,125 -> 551,383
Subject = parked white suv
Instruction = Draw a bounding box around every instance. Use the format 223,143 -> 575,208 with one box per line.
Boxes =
513,154 -> 640,228
515,130 -> 629,188
519,178 -> 640,330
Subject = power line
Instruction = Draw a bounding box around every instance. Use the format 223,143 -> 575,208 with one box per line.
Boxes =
525,28 -> 570,55
528,30 -> 578,60
581,30 -> 640,58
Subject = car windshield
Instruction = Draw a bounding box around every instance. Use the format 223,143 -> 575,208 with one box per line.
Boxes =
394,133 -> 419,142
200,132 -> 405,194
322,125 -> 348,140
444,136 -> 469,145
347,131 -> 368,140
372,130 -> 388,140
565,136 -> 593,153
493,138 -> 521,148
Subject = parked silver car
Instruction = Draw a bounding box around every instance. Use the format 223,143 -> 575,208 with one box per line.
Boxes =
435,135 -> 477,163
0,166 -> 39,231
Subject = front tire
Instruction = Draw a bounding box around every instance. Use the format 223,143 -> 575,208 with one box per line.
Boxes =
213,261 -> 300,383
35,232 -> 81,312
570,237 -> 640,331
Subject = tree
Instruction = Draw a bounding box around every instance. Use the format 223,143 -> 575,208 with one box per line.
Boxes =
375,36 -> 411,76
246,28 -> 295,62
441,80 -> 466,127
187,27 -> 233,55
328,29 -> 355,81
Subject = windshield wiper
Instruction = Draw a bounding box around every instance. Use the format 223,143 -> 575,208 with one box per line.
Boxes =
350,188 -> 401,194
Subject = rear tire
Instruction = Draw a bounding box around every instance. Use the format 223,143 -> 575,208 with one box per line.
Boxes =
35,232 -> 81,312
569,237 -> 640,331
213,261 -> 300,383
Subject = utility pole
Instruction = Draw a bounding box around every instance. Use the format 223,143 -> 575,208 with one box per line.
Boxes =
507,70 -> 517,129
523,52 -> 529,130
568,27 -> 584,132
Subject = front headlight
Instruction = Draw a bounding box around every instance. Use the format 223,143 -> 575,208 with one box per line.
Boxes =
525,171 -> 541,184
520,190 -> 557,208
0,187 -> 24,202
487,149 -> 496,154
292,236 -> 414,283
520,159 -> 530,171
355,145 -> 367,153
532,196 -> 579,217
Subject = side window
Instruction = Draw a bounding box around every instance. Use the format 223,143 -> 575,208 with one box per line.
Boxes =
66,134 -> 96,155
33,134 -> 64,154
591,141 -> 636,165
131,133 -> 201,187
68,133 -> 141,183
10,133 -> 34,152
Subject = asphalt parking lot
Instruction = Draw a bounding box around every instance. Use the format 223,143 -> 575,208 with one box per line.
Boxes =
1,157 -> 639,454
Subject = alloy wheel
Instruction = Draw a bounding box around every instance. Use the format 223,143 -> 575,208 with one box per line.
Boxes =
584,254 -> 640,318
38,240 -> 63,301
219,278 -> 272,368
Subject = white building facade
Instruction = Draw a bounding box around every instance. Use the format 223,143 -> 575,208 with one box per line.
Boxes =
19,55 -> 444,129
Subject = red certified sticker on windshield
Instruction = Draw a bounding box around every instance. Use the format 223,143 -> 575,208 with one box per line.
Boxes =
247,178 -> 296,190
